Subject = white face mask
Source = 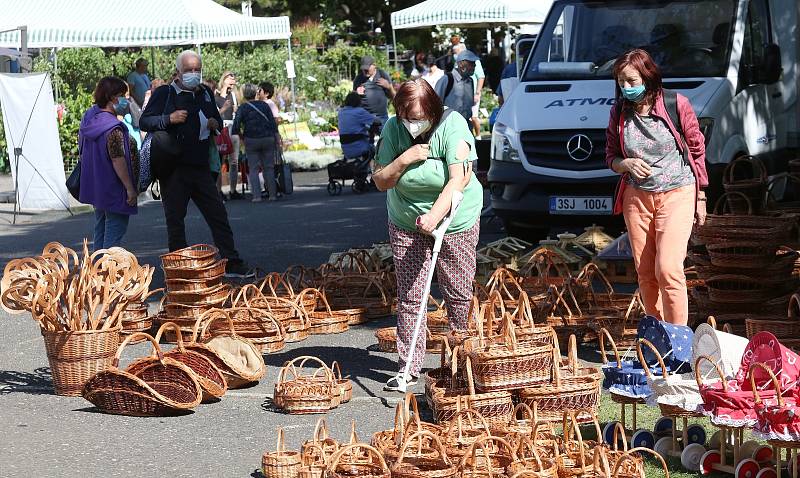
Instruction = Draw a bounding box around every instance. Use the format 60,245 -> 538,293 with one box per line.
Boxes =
402,119 -> 431,139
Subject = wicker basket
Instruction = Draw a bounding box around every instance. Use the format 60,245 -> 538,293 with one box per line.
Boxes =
162,258 -> 227,281
42,326 -> 121,396
465,317 -> 553,392
147,321 -> 227,402
262,427 -> 302,478
185,309 -> 266,389
160,244 -> 219,269
705,274 -> 780,304
391,430 -> 457,478
81,332 -> 202,416
298,442 -> 328,478
331,360 -> 352,404
166,283 -> 231,306
431,349 -> 514,427
274,356 -> 338,414
723,155 -> 767,213
302,418 -> 340,462
458,435 -> 518,478
326,443 -> 390,478
706,241 -> 779,269
120,302 -> 153,343
374,327 -> 446,354
519,336 -> 600,423
297,288 -> 350,335
165,276 -> 223,293
695,192 -> 792,245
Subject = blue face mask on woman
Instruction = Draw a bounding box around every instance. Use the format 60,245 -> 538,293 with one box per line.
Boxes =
621,85 -> 646,103
114,97 -> 129,115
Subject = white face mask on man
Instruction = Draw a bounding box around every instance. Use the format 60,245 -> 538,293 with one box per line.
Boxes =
402,119 -> 431,139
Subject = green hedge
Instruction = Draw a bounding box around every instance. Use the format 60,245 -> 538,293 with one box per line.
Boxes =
0,42 -> 387,173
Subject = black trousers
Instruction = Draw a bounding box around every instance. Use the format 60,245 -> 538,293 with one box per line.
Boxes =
160,164 -> 241,261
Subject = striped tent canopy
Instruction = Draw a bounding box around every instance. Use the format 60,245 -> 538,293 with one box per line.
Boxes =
0,0 -> 290,48
391,0 -> 553,30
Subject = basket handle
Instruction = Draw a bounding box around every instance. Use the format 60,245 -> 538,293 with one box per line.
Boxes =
613,447 -> 669,478
275,427 -> 288,453
113,332 -> 164,368
707,315 -> 717,329
465,354 -> 479,397
578,262 -> 615,303
330,360 -> 344,381
395,429 -> 450,468
287,356 -> 334,382
694,355 -> 728,391
636,338 -> 669,380
598,328 -> 622,367
230,283 -> 261,308
749,361 -> 783,407
153,321 -> 187,353
567,334 -> 579,373
789,293 -> 800,319
725,154 -> 767,183
327,444 -> 388,474
458,435 -> 518,475
765,172 -> 800,205
563,412 -> 586,469
712,191 -> 753,215
512,402 -> 535,426
300,442 -> 327,466
515,437 -> 544,471
551,329 -> 562,387
391,401 -> 406,445
612,420 -> 629,452
311,417 -> 330,442
143,287 -> 165,302
195,308 -> 237,341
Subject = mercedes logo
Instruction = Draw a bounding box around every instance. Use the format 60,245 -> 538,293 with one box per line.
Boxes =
566,134 -> 593,161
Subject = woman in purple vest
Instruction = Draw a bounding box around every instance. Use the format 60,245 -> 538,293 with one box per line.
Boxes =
78,77 -> 139,250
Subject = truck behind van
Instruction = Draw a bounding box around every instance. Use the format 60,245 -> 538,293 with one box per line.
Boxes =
489,0 -> 799,235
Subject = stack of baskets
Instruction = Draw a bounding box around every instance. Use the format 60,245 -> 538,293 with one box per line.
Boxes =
160,245 -> 229,340
273,356 -> 351,414
690,192 -> 798,332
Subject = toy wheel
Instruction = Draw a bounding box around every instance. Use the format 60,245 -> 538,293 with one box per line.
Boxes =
709,430 -> 733,450
700,450 -> 722,475
740,441 -> 761,461
686,424 -> 707,445
753,445 -> 774,464
654,436 -> 674,459
631,429 -> 656,449
756,467 -> 777,478
681,443 -> 708,471
654,416 -> 674,434
736,459 -> 761,478
603,421 -> 620,445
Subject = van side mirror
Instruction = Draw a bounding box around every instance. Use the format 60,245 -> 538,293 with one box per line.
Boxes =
762,43 -> 782,84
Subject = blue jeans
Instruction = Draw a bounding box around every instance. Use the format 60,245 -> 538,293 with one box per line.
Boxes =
93,209 -> 130,251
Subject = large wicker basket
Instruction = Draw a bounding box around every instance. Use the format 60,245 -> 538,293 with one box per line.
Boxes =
42,326 -> 121,396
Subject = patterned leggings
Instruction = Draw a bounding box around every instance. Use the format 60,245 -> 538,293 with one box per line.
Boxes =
389,220 -> 480,376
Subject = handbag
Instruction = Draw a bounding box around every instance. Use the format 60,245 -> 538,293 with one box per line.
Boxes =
215,126 -> 234,156
65,161 -> 81,200
275,148 -> 293,195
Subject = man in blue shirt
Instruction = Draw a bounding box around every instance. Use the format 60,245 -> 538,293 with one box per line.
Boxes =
338,92 -> 377,159
127,58 -> 151,107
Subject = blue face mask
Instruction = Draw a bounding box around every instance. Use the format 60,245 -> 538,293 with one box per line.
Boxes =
182,72 -> 202,89
114,97 -> 129,115
621,85 -> 646,102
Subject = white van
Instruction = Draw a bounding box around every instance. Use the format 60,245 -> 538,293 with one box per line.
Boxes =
489,0 -> 799,234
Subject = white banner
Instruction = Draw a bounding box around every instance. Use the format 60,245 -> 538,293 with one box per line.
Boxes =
0,72 -> 69,210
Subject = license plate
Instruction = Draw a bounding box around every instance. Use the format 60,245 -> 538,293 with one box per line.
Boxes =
549,196 -> 612,215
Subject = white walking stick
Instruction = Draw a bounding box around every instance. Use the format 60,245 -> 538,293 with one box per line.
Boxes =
397,190 -> 465,393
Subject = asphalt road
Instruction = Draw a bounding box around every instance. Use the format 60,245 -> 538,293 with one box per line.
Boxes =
0,170 -> 506,478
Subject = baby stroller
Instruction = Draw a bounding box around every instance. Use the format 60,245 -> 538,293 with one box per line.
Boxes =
641,319 -> 749,470
327,120 -> 380,196
599,315 -> 694,449
751,361 -> 800,478
697,331 -> 800,477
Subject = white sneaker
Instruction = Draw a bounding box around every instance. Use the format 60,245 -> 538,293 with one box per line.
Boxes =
384,373 -> 417,392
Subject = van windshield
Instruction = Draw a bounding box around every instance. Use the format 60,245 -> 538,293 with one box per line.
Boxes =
522,0 -> 737,81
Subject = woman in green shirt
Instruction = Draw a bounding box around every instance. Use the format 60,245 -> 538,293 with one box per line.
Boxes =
372,79 -> 483,391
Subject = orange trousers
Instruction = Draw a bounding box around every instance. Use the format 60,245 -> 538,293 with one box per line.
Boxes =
622,184 -> 695,325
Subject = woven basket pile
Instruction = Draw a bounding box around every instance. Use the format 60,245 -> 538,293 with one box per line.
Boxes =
273,356 -> 352,414
259,394 -> 662,478
160,245 -> 229,339
690,191 -> 799,333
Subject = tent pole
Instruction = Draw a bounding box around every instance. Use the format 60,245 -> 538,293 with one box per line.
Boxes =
150,47 -> 157,79
392,29 -> 398,71
287,38 -> 297,139
53,48 -> 59,103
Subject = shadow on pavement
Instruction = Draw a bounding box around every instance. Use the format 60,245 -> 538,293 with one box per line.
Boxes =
0,367 -> 54,395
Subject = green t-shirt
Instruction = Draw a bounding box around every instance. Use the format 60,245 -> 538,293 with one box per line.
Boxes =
376,110 -> 483,233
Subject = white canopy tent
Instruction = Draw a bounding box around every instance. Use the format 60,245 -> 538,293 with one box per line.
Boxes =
0,0 -> 291,47
390,0 -> 553,68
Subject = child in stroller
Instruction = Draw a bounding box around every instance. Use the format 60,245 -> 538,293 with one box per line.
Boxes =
329,93 -> 381,195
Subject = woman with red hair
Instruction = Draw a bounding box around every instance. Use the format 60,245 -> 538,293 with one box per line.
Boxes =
372,79 -> 483,391
605,48 -> 708,326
